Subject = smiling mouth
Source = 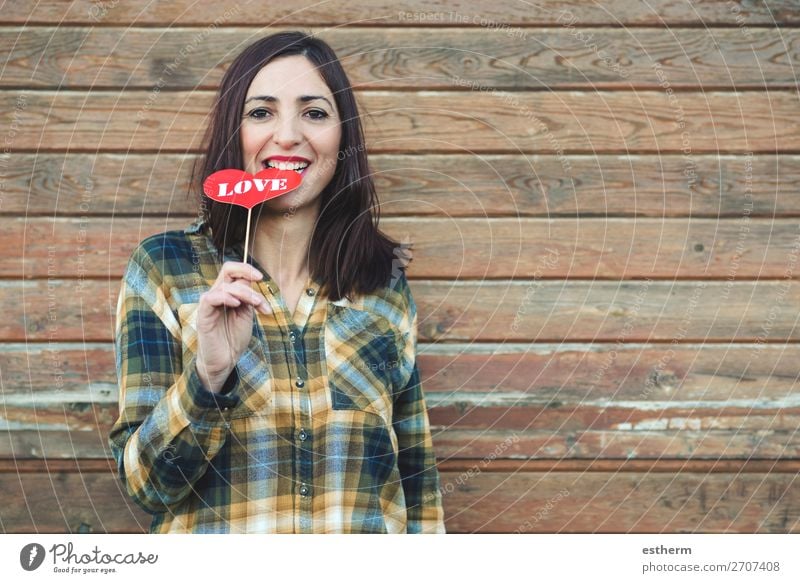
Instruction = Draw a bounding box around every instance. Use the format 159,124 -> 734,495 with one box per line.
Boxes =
263,160 -> 311,176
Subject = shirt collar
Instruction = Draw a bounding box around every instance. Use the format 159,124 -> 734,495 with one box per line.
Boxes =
184,217 -> 208,235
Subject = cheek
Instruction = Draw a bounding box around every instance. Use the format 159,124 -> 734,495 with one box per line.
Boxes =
314,132 -> 341,173
314,126 -> 341,157
240,126 -> 262,154
239,126 -> 271,172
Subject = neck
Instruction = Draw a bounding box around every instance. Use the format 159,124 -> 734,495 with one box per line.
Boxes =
248,202 -> 318,285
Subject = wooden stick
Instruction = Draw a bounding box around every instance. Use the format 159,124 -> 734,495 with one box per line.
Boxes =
243,208 -> 252,264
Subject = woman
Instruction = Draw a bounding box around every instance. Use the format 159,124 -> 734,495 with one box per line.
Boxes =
108,31 -> 445,533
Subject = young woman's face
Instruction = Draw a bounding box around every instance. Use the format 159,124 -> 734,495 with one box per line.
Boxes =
240,55 -> 342,215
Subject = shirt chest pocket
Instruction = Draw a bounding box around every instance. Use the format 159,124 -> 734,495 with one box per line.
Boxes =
324,304 -> 399,423
177,302 -> 272,419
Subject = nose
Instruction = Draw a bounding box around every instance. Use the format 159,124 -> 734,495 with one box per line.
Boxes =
272,113 -> 302,148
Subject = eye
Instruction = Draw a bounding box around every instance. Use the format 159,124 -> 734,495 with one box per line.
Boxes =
306,109 -> 329,120
247,108 -> 271,120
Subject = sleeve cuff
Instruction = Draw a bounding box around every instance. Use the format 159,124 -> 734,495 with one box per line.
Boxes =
219,367 -> 239,395
179,357 -> 242,424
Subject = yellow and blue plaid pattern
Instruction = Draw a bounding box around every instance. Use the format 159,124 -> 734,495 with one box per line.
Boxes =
108,218 -> 445,533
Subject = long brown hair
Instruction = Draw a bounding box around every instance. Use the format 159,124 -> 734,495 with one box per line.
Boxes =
189,31 -> 406,302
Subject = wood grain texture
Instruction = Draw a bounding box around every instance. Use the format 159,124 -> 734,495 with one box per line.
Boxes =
2,460 -> 798,533
6,153 -> 798,218
442,469 -> 800,533
5,279 -> 800,342
3,27 -> 798,89
1,0 -> 797,25
6,217 -> 800,279
5,425 -> 800,461
4,342 -> 798,402
3,90 -> 797,152
2,342 -> 798,461
2,0 -> 799,534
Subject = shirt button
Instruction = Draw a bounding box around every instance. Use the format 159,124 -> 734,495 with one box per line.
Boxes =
299,484 -> 310,496
295,377 -> 305,388
289,331 -> 296,342
298,429 -> 308,441
306,288 -> 315,296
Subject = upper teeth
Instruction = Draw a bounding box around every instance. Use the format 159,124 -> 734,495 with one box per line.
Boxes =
266,160 -> 309,170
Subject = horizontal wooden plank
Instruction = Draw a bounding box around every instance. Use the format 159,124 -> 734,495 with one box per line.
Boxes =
442,469 -> 800,532
9,217 -> 185,279
2,463 -> 798,532
4,27 -> 797,89
10,458 -> 800,474
432,428 -> 800,459
9,217 -> 800,279
0,429 -> 115,460
0,466 -> 151,533
2,342 -> 798,460
5,342 -> 798,403
0,343 -> 115,397
7,280 -> 800,342
3,401 -> 799,456
6,391 -> 798,434
430,404 -> 800,431
7,279 -> 118,342
6,425 -> 800,461
414,280 -> 800,342
2,0 -> 797,25
7,153 -> 797,218
420,342 -> 800,402
3,91 -> 797,153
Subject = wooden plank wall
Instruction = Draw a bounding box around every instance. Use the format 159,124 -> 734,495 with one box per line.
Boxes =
1,0 -> 800,533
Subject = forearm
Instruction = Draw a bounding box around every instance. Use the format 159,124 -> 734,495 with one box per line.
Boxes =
110,357 -> 240,514
393,365 -> 446,533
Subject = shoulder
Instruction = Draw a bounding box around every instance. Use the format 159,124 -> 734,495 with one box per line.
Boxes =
341,267 -> 416,338
121,221 -> 212,308
125,220 -> 209,279
130,225 -> 199,267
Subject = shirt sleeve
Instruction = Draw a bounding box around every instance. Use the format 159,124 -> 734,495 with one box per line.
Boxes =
107,239 -> 242,515
391,271 -> 446,533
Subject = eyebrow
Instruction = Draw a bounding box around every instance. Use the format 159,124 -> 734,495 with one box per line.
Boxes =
244,95 -> 334,109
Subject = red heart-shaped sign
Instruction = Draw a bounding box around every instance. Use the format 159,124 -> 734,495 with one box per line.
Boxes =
203,168 -> 302,209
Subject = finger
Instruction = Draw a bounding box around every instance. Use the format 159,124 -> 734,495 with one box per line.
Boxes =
217,279 -> 270,313
220,281 -> 271,313
200,289 -> 243,310
219,261 -> 263,283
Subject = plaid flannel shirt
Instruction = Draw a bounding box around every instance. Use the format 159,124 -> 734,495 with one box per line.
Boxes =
108,218 -> 445,533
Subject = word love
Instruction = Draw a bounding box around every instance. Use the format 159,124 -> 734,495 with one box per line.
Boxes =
203,168 -> 302,209
219,177 -> 285,196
